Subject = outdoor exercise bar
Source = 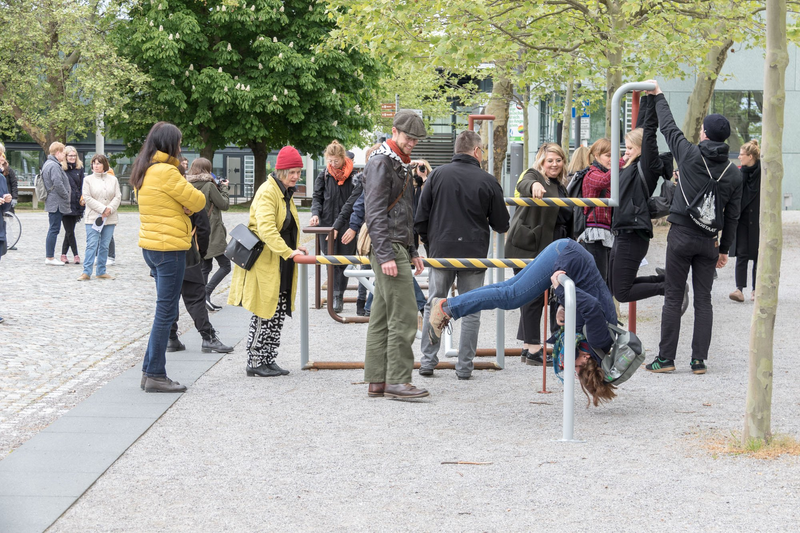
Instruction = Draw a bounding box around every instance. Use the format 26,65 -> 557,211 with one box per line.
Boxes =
557,273 -> 582,443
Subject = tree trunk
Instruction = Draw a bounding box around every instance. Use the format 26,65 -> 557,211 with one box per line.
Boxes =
604,2 -> 625,137
522,85 -> 531,170
561,78 -> 574,156
482,76 -> 512,180
199,127 -> 216,161
249,140 -> 269,195
742,0 -> 787,446
681,36 -> 734,143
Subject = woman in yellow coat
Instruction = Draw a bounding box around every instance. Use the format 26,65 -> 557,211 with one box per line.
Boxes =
129,122 -> 207,393
228,146 -> 307,377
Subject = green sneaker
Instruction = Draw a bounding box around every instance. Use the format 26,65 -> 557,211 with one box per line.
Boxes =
691,359 -> 707,374
645,356 -> 676,373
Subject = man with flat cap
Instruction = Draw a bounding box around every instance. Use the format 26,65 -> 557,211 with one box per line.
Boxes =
362,109 -> 430,399
644,80 -> 742,376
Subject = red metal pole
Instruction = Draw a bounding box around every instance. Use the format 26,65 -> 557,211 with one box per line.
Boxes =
628,301 -> 637,334
468,114 -> 496,131
631,92 -> 641,129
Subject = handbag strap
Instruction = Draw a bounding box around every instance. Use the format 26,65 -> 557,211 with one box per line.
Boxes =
387,172 -> 411,213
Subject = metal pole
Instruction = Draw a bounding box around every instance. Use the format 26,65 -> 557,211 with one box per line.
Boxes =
610,82 -> 655,208
558,273 -> 582,443
495,232 -> 505,369
95,115 -> 105,156
300,263 -> 309,368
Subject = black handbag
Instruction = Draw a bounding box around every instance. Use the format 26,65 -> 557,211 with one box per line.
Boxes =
224,224 -> 264,270
638,162 -> 674,219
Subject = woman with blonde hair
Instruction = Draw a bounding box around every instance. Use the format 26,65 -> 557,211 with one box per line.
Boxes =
309,140 -> 360,313
730,139 -> 761,302
505,142 -> 572,366
567,145 -> 591,177
60,146 -> 85,264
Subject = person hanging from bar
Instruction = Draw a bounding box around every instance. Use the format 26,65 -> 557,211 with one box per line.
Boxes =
427,238 -> 619,406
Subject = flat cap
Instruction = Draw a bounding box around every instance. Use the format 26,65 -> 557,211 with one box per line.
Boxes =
393,109 -> 427,139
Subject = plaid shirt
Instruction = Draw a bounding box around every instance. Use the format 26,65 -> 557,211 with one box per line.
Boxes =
582,163 -> 612,229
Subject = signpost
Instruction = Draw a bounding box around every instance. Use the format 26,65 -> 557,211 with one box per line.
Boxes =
380,103 -> 396,118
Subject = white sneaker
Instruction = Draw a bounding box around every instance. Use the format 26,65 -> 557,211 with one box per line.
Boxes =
45,258 -> 66,266
106,258 -> 116,266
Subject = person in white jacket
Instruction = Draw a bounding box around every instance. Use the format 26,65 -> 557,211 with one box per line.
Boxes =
78,154 -> 121,281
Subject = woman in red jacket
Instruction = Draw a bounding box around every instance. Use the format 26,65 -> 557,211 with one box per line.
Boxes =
579,138 -> 614,287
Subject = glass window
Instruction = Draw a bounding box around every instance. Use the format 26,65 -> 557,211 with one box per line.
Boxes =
5,150 -> 42,185
710,90 -> 762,152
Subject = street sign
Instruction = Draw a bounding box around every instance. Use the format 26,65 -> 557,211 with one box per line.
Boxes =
380,111 -> 396,118
381,103 -> 396,110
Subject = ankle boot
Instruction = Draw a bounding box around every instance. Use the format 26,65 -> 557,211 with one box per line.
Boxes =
356,298 -> 366,316
166,337 -> 185,352
333,294 -> 344,313
202,334 -> 233,353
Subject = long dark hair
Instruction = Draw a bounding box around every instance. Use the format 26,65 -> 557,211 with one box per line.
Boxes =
129,122 -> 183,190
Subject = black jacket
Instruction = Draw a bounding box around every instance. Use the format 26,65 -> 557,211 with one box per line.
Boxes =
64,163 -> 85,217
653,93 -> 742,254
2,166 -> 18,200
612,95 -> 667,237
312,166 -> 360,232
505,169 -> 563,259
185,209 -> 210,284
735,161 -> 761,257
414,153 -> 509,260
363,146 -> 418,264
333,176 -> 363,233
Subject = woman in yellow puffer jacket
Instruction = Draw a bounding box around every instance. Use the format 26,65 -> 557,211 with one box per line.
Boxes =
129,122 -> 206,393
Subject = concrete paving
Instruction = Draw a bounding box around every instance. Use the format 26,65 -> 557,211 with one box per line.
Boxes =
3,210 -> 800,531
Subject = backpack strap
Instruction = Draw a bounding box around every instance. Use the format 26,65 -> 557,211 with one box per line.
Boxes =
386,172 -> 410,213
701,156 -> 733,183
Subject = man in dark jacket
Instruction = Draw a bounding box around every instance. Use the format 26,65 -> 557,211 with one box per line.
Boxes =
166,208 -> 233,356
362,110 -> 428,399
644,81 -> 743,375
415,130 -> 510,379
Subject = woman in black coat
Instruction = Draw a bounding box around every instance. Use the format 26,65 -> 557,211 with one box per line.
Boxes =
60,146 -> 85,264
730,139 -> 761,302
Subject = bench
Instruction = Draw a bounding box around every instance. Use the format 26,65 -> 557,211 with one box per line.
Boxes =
17,186 -> 40,208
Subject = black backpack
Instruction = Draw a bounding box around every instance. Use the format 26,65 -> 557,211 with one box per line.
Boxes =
566,167 -> 605,237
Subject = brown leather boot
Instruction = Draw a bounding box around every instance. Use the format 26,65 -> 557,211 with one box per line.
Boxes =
384,383 -> 430,399
368,382 -> 385,397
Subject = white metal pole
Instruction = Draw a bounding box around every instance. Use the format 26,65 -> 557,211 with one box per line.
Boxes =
610,82 -> 656,207
558,273 -> 581,443
300,264 -> 309,368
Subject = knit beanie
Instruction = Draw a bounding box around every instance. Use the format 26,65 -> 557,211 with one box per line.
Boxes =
276,146 -> 304,170
702,114 -> 731,142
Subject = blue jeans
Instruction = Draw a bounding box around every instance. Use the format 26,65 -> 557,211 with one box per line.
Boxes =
83,224 -> 115,276
46,211 -> 63,258
141,249 -> 186,377
447,239 -> 569,320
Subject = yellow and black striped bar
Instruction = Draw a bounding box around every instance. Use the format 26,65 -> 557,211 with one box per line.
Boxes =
293,255 -> 532,269
504,197 -> 611,207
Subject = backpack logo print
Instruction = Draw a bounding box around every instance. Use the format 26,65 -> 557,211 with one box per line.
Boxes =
698,191 -> 716,225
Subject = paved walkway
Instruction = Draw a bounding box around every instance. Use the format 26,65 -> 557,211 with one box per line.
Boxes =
2,210 -> 800,531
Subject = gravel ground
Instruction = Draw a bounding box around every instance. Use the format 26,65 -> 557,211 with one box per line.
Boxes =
48,214 -> 800,532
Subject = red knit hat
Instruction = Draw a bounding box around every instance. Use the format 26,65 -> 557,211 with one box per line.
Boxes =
276,146 -> 303,170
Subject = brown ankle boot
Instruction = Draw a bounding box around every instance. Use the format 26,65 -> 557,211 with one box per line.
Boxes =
368,382 -> 385,397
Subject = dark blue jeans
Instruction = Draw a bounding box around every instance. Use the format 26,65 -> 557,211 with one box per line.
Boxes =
447,239 -> 569,320
141,249 -> 186,377
46,211 -> 63,258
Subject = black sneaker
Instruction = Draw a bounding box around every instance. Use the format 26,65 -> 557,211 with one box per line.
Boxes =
645,356 -> 676,373
691,359 -> 707,374
419,367 -> 434,377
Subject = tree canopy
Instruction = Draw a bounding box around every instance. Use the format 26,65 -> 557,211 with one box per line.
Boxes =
0,0 -> 146,153
112,0 -> 383,188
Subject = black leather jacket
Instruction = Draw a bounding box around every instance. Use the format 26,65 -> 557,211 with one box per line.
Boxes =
362,152 -> 418,264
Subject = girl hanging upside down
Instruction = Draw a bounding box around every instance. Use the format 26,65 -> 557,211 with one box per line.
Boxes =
427,238 -> 619,406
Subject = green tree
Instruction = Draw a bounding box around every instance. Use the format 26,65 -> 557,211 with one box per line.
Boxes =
112,0 -> 381,191
0,0 -> 146,153
742,0 -> 787,446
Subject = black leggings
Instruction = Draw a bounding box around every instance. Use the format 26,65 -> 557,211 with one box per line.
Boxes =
735,255 -> 757,290
61,215 -> 80,256
609,232 -> 664,302
202,254 -> 232,297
